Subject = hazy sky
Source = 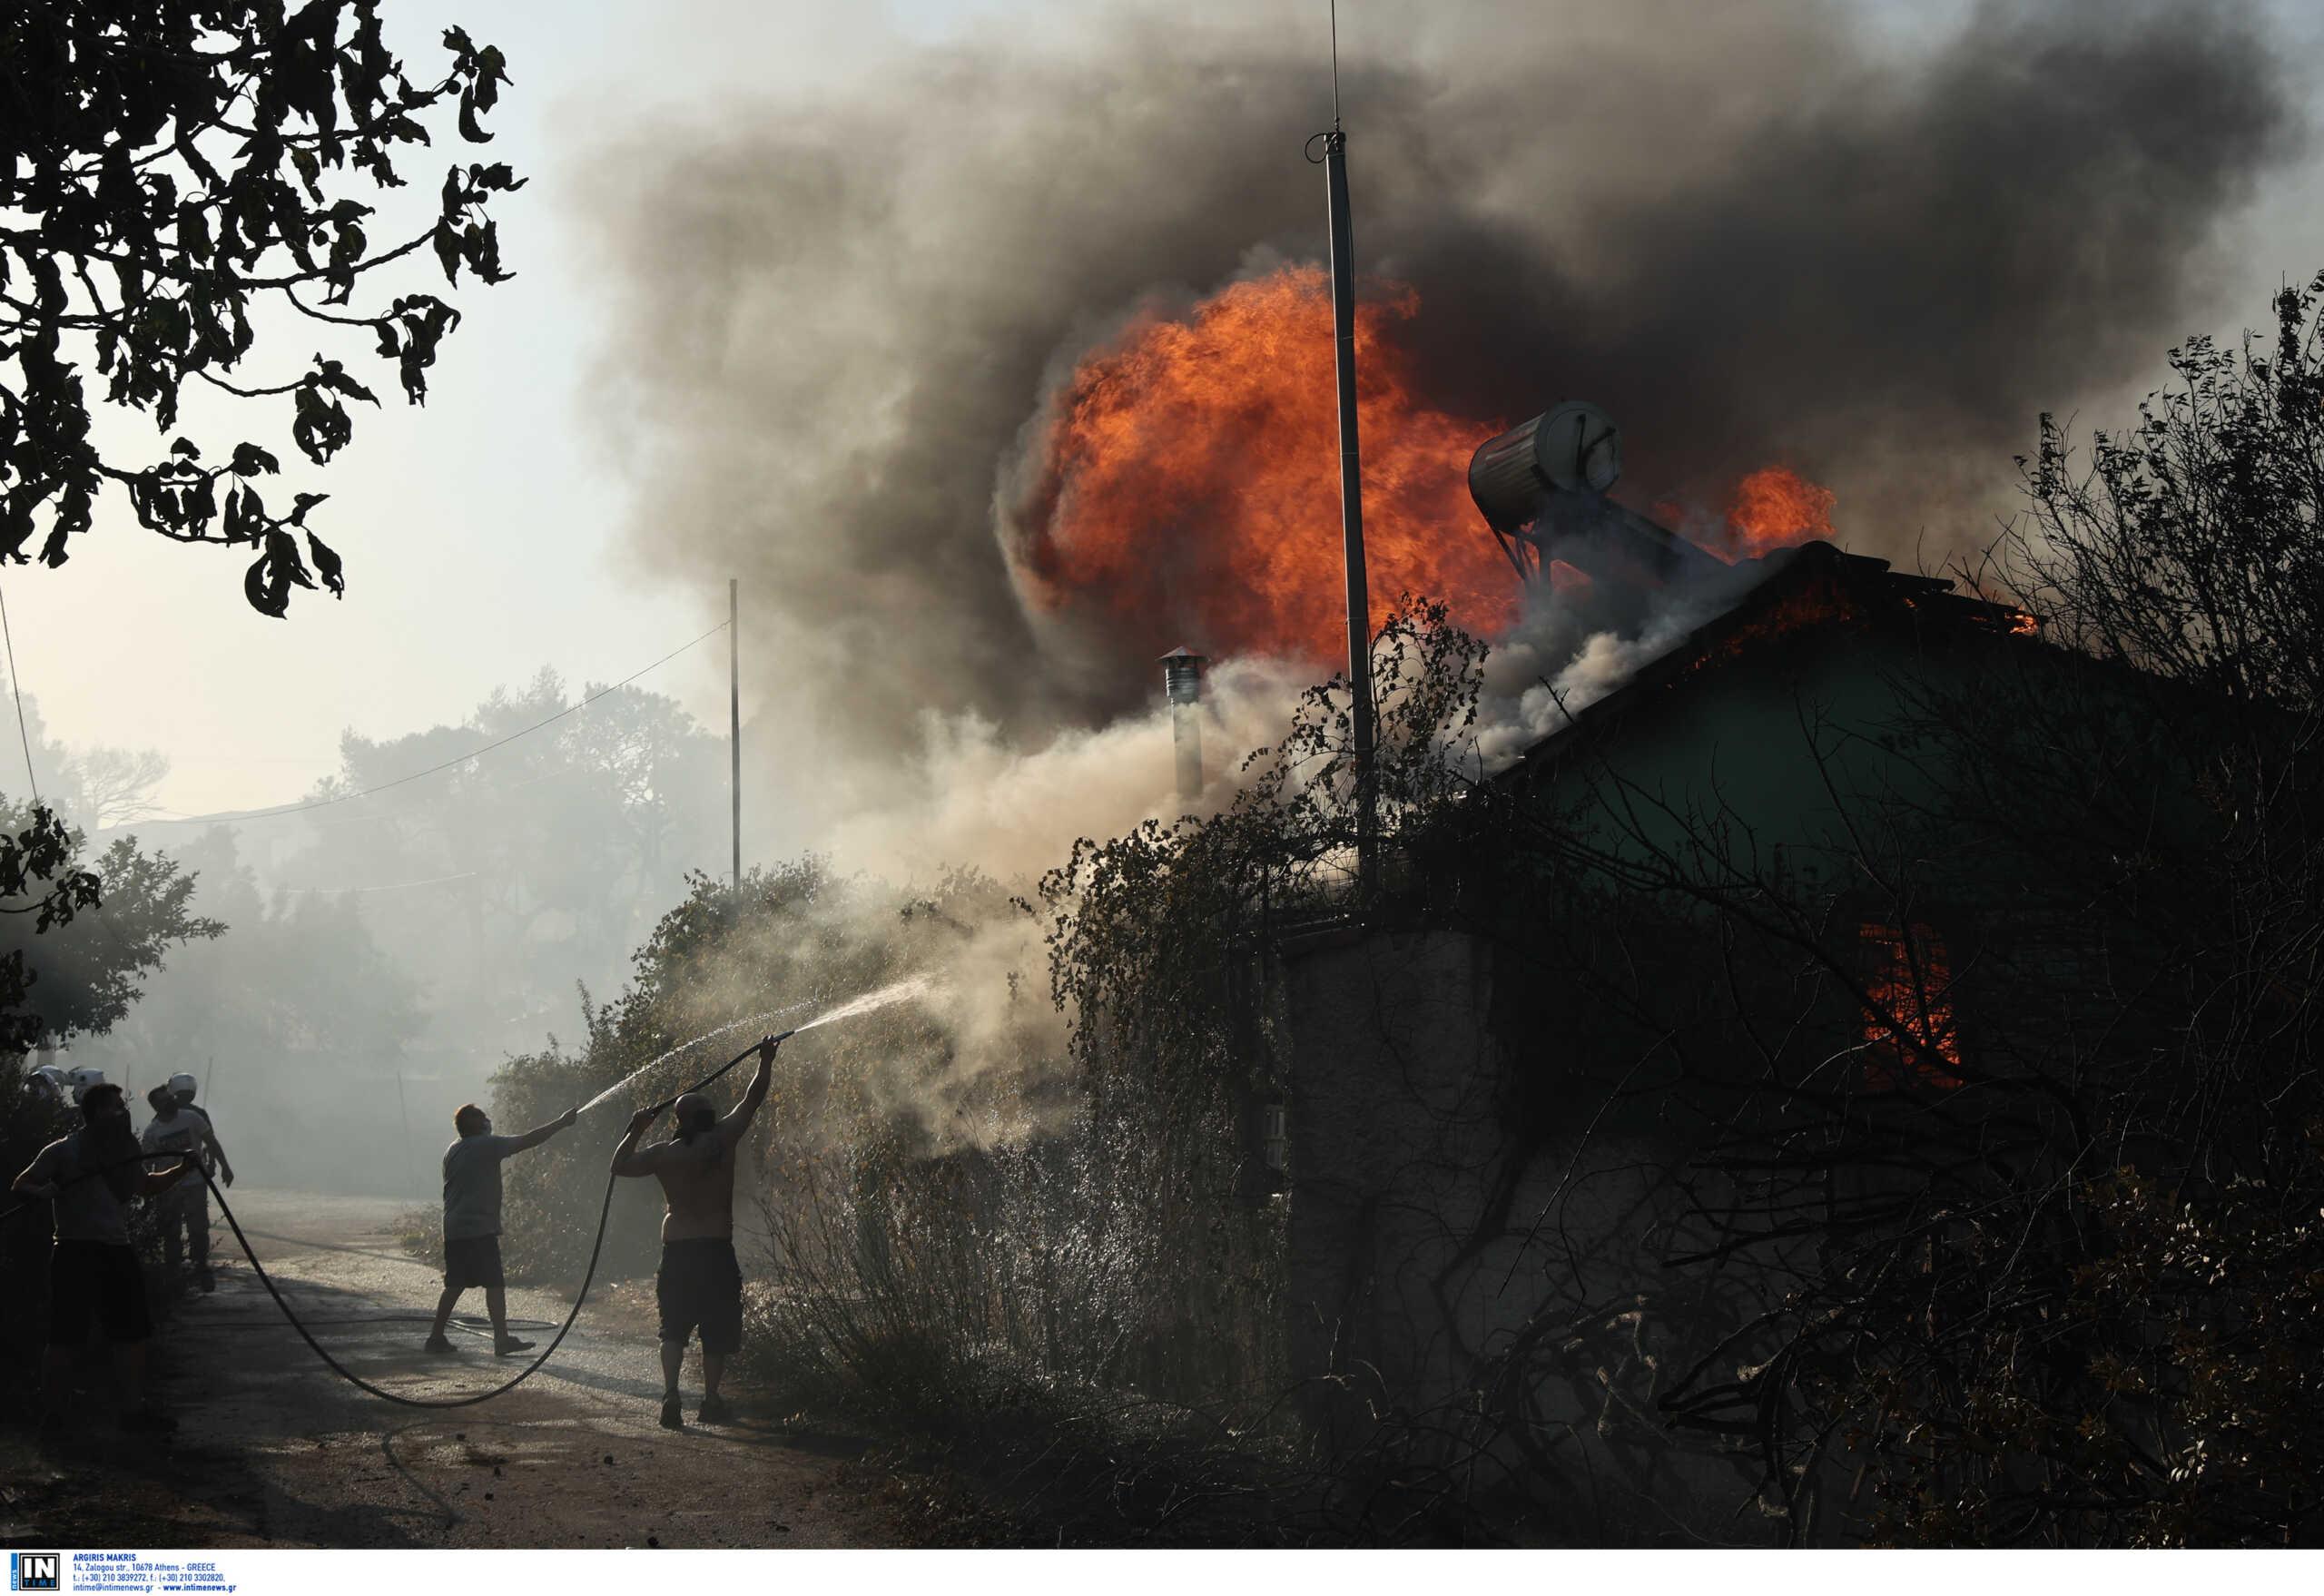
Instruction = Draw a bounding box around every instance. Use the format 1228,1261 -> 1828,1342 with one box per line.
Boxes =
9,0 -> 2324,834
6,0 -> 1020,824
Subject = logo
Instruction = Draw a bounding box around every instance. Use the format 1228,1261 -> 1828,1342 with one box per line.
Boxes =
10,1553 -> 59,1592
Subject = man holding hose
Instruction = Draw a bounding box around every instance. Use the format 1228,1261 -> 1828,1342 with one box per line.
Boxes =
426,1100 -> 578,1355
612,1033 -> 779,1429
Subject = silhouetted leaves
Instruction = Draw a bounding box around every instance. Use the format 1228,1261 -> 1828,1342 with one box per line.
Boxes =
0,803 -> 103,1053
376,296 -> 464,404
2019,269 -> 2324,711
0,801 -> 222,1051
0,809 -> 98,938
0,1 -> 521,615
230,443 -> 281,478
242,527 -> 320,618
307,532 -> 346,596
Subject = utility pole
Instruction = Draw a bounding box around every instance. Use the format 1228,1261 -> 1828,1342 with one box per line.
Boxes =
1315,26 -> 1374,893
729,577 -> 741,900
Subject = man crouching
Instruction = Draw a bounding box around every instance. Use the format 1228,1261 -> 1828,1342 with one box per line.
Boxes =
611,1034 -> 777,1428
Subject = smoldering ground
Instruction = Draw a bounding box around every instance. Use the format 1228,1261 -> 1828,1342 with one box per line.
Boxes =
585,0 -> 2299,823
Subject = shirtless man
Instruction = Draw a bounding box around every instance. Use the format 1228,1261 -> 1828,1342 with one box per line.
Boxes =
611,1034 -> 778,1429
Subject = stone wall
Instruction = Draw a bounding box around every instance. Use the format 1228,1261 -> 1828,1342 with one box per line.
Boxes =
1281,926 -> 1762,1542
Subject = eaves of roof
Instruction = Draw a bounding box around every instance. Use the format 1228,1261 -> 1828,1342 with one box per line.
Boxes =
1498,540 -> 2036,784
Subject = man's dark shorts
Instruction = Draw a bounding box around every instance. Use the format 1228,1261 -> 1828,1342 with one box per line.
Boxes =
443,1235 -> 505,1293
47,1240 -> 153,1345
656,1238 -> 742,1355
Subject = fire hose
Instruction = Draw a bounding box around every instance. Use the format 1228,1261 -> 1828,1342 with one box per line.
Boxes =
5,1030 -> 790,1411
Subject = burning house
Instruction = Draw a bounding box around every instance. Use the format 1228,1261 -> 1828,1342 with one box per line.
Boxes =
1253,402 -> 2106,1541
903,338 -> 2262,1544
546,2 -> 2310,1542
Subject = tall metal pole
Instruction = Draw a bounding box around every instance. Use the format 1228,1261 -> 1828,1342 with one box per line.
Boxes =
1323,127 -> 1376,891
729,577 -> 741,900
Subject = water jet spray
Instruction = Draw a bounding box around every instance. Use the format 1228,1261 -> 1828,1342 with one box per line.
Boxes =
0,973 -> 954,1412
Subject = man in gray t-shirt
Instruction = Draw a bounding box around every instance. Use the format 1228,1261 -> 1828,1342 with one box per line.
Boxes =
425,1099 -> 576,1355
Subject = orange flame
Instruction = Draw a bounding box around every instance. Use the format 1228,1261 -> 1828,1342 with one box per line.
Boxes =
1861,920 -> 1964,1089
1009,266 -> 1515,666
1715,464 -> 1837,562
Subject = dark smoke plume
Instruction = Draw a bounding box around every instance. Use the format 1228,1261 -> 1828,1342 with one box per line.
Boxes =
580,0 -> 2298,849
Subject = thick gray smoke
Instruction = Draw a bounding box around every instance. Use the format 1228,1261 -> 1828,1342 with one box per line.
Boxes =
582,0 -> 2299,860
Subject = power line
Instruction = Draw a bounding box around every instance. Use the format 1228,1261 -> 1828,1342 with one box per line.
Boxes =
273,871 -> 479,895
140,620 -> 731,827
0,573 -> 38,803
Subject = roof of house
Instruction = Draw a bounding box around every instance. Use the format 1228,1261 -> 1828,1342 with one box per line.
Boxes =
1501,539 -> 2038,782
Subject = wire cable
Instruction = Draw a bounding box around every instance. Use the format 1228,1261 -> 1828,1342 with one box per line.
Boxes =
193,1144 -> 622,1409
273,871 -> 478,896
139,619 -> 730,827
0,574 -> 39,803
4,1032 -> 782,1410
0,1030 -> 786,1232
184,1030 -> 785,1409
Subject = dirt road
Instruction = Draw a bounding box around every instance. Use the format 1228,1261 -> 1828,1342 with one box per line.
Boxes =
1,1188 -> 912,1549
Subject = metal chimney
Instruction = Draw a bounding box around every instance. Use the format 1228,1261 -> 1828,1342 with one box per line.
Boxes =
1160,646 -> 1206,802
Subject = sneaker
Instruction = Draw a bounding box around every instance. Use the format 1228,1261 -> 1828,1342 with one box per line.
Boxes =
659,1394 -> 684,1430
119,1406 -> 179,1434
697,1394 -> 734,1425
494,1335 -> 535,1356
423,1335 -> 456,1354
196,1270 -> 216,1294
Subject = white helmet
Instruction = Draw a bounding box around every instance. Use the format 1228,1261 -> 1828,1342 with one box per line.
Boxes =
28,1064 -> 69,1103
168,1072 -> 199,1102
65,1067 -> 107,1104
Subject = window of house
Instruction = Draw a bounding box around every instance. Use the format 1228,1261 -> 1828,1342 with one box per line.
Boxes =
1859,920 -> 1963,1089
